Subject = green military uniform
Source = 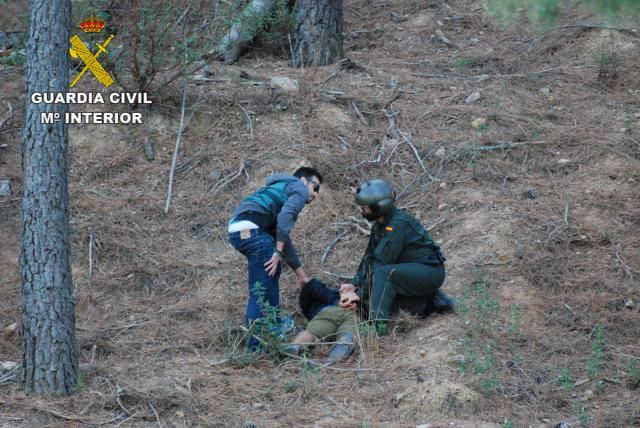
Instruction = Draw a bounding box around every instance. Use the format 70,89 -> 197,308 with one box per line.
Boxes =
352,207 -> 446,321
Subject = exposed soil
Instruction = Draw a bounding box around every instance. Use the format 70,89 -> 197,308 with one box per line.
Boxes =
1,0 -> 639,427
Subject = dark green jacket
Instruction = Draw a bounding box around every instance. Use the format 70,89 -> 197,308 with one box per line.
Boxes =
352,207 -> 443,288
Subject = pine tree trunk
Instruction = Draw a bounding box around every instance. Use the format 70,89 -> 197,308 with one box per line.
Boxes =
20,0 -> 77,395
292,0 -> 343,67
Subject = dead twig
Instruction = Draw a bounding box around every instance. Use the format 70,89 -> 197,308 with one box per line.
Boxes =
382,107 -> 435,180
348,152 -> 382,170
334,217 -> 371,235
321,58 -> 365,86
426,217 -> 446,231
321,230 -> 349,264
209,160 -> 247,195
351,101 -> 370,126
164,82 -> 188,214
322,271 -> 354,280
473,141 -> 546,152
29,406 -> 120,426
615,245 -> 638,278
149,402 -> 162,427
0,102 -> 14,130
235,102 -> 255,138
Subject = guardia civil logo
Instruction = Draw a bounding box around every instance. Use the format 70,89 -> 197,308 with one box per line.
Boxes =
69,15 -> 115,88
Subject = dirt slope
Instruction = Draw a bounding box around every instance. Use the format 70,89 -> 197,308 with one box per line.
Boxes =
1,0 -> 639,427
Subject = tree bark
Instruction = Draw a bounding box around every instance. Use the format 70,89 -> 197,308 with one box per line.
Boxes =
20,0 -> 77,395
292,0 -> 343,67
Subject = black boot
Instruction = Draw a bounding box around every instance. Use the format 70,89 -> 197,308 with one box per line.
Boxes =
283,343 -> 302,356
327,333 -> 355,363
424,291 -> 455,317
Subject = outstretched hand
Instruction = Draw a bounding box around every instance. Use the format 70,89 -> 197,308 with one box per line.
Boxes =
264,253 -> 280,276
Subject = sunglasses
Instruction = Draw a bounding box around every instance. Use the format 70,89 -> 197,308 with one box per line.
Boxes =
311,181 -> 321,193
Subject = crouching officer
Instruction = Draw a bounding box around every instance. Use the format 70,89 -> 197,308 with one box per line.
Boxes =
340,179 -> 454,328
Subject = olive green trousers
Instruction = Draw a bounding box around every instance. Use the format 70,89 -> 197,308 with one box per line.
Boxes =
364,263 -> 445,321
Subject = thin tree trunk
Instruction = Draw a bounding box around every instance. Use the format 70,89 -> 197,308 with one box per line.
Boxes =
20,0 -> 77,395
292,0 -> 343,67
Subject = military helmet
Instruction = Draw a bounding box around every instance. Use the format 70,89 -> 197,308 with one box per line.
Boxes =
355,179 -> 395,216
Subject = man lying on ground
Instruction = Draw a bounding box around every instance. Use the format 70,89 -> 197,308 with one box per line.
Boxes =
284,278 -> 360,364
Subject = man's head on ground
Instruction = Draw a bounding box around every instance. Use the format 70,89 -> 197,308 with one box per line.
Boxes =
355,179 -> 395,221
294,166 -> 323,203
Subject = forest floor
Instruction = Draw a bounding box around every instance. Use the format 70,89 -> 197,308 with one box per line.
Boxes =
1,0 -> 639,427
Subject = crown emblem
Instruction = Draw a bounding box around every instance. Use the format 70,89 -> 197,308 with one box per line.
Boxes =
79,16 -> 105,33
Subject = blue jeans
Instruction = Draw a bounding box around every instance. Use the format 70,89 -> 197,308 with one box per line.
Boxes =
228,228 -> 282,348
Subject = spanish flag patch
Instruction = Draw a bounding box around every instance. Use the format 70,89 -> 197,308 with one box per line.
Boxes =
385,226 -> 393,232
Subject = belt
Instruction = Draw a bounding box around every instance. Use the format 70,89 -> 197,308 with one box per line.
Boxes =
228,220 -> 259,233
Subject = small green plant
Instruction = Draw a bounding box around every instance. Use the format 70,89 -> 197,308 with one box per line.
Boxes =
459,276 -> 500,335
245,282 -> 291,359
508,304 -> 523,339
457,337 -> 477,375
452,57 -> 473,68
359,320 -> 388,337
624,107 -> 634,129
501,418 -> 514,428
478,122 -> 490,133
457,276 -> 507,394
0,48 -> 25,66
531,129 -> 540,140
557,366 -> 573,390
573,399 -> 590,428
284,379 -> 299,393
586,325 -> 605,378
75,371 -> 86,391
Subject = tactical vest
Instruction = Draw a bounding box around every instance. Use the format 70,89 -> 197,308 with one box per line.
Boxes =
241,179 -> 293,219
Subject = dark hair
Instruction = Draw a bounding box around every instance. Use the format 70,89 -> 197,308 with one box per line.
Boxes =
293,167 -> 323,183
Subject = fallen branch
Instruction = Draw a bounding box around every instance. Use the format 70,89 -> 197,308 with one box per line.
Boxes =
209,160 -> 247,195
322,271 -> 353,280
382,102 -> 435,180
321,58 -> 365,86
615,244 -> 638,278
351,101 -> 370,126
334,217 -> 371,235
473,141 -> 546,152
148,403 -> 162,428
426,216 -> 446,232
348,152 -> 382,170
236,102 -> 255,138
164,83 -> 188,214
321,230 -> 349,264
29,406 -> 120,426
